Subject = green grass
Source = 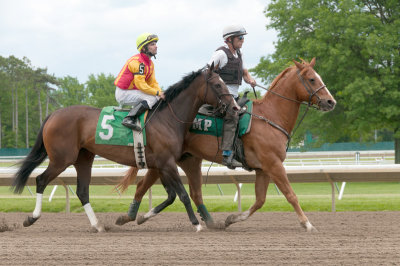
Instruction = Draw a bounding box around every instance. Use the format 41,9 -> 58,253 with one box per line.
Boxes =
1,182 -> 400,213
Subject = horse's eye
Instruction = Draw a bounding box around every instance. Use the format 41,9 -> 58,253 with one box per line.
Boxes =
309,78 -> 315,83
215,84 -> 221,88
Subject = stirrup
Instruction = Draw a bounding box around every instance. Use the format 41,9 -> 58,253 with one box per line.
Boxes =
122,118 -> 142,131
222,154 -> 242,169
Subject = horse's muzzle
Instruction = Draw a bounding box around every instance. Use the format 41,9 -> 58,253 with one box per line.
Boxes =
232,101 -> 240,112
318,98 -> 336,112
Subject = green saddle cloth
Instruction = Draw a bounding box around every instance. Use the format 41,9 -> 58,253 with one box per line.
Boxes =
95,106 -> 146,146
189,101 -> 253,137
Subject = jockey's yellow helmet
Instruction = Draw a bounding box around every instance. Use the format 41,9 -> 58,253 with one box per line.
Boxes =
136,33 -> 159,52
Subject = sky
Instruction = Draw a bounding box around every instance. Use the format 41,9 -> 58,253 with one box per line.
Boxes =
0,0 -> 277,91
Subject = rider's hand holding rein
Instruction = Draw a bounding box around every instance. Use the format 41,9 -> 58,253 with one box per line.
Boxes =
244,70 -> 257,88
159,91 -> 165,100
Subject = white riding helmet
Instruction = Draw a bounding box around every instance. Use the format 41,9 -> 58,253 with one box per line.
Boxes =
222,24 -> 247,40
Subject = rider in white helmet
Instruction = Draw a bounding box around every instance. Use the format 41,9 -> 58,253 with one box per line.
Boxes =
208,24 -> 257,169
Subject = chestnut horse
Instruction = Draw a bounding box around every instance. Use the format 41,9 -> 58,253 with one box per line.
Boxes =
11,65 -> 238,232
118,58 -> 336,231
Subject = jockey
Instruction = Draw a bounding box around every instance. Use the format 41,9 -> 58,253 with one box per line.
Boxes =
114,33 -> 165,131
208,25 -> 257,169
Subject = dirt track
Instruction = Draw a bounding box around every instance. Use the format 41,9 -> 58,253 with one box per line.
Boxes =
1,211 -> 399,265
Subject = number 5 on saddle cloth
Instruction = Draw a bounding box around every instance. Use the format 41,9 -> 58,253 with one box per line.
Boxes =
95,106 -> 147,168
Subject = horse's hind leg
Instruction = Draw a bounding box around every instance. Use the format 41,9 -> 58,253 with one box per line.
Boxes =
73,149 -> 104,232
24,162 -> 69,227
225,169 -> 270,227
116,169 -> 159,226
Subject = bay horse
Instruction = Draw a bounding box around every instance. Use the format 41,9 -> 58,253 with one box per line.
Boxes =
11,64 -> 238,232
117,58 -> 336,232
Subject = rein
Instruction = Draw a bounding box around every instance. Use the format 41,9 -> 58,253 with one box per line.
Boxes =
252,68 -> 327,150
167,71 -> 232,125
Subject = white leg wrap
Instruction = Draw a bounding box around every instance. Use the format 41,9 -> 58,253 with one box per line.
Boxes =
143,208 -> 157,219
195,224 -> 203,232
239,210 -> 250,221
83,203 -> 99,227
32,193 -> 43,219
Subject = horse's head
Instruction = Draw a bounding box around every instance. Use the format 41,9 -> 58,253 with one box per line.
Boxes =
203,62 -> 240,113
293,58 -> 336,111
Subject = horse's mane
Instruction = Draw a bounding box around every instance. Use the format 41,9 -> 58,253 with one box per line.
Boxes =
268,67 -> 293,92
157,68 -> 203,111
253,66 -> 295,104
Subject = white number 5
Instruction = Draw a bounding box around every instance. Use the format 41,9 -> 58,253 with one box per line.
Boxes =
99,115 -> 115,140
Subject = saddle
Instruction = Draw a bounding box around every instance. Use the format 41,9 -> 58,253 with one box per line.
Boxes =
196,91 -> 253,171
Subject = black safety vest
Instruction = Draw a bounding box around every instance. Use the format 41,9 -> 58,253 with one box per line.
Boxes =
216,46 -> 243,85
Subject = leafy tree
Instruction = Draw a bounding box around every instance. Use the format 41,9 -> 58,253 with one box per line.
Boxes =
86,73 -> 116,107
56,76 -> 87,107
0,56 -> 61,148
253,0 -> 400,158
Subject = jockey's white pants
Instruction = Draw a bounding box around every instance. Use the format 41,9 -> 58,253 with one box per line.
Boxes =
115,87 -> 159,108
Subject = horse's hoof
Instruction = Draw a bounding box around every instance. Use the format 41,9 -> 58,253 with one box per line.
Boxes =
136,215 -> 148,225
115,215 -> 134,226
195,224 -> 203,232
301,221 -> 318,233
206,221 -> 226,230
225,214 -> 237,228
23,216 -> 38,227
96,224 -> 106,233
307,226 -> 318,233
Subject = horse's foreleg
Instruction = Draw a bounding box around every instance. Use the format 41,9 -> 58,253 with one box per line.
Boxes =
225,170 -> 270,227
24,163 -> 67,227
141,164 -> 202,232
171,178 -> 203,232
74,150 -> 105,232
137,181 -> 177,225
116,169 -> 159,226
269,164 -> 317,232
178,155 -> 224,229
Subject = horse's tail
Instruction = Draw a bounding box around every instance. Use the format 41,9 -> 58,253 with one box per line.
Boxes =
12,116 -> 50,194
115,167 -> 138,193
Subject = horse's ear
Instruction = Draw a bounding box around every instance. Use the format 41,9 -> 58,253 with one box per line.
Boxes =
214,62 -> 220,71
310,57 -> 316,68
293,59 -> 304,70
209,61 -> 215,73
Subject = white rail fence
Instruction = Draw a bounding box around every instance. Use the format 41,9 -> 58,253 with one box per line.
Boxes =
1,162 -> 400,212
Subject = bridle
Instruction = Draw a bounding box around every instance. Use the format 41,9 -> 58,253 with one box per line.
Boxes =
296,70 -> 327,108
249,67 -> 328,150
256,69 -> 326,109
167,69 -> 233,124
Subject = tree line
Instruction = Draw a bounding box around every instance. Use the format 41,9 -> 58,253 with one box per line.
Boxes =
0,56 -> 115,148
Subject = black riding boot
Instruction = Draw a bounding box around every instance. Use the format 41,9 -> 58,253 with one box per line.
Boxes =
122,101 -> 149,131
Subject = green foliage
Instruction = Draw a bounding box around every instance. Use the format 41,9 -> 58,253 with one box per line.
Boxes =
0,55 -> 118,148
86,73 -> 116,107
253,0 -> 400,148
56,76 -> 88,107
